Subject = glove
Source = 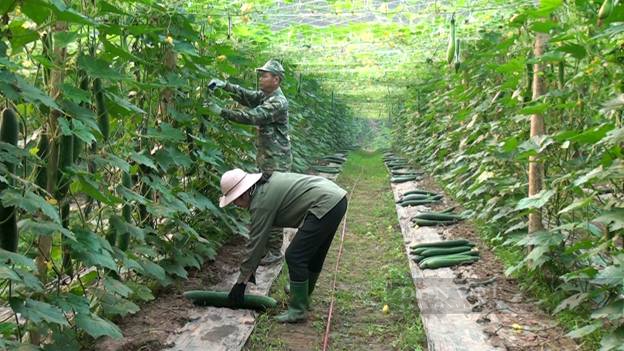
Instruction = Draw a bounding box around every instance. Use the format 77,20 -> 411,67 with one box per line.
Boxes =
205,101 -> 223,116
228,282 -> 246,306
208,78 -> 225,90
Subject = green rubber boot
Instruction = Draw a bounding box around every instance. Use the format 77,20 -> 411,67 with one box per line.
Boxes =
275,280 -> 308,323
306,271 -> 321,310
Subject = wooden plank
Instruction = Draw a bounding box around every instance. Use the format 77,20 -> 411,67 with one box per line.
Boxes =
390,178 -> 502,351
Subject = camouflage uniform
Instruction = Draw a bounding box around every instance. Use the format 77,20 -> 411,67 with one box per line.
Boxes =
219,60 -> 292,263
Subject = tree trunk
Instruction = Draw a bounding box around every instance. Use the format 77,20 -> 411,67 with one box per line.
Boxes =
528,30 -> 548,234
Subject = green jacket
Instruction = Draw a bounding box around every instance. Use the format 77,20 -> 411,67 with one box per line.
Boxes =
221,83 -> 292,172
238,172 -> 347,282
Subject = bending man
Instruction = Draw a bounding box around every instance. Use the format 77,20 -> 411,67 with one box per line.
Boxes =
219,169 -> 347,323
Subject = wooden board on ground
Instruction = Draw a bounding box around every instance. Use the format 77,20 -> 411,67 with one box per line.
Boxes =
390,177 -> 502,351
163,228 -> 295,351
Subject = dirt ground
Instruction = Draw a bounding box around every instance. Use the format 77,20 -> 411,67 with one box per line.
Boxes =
93,237 -> 247,351
416,176 -> 579,351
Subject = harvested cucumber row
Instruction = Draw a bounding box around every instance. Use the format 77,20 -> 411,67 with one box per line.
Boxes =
183,290 -> 277,311
322,156 -> 346,164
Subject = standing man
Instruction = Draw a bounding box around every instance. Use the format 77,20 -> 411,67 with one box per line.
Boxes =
206,59 -> 292,265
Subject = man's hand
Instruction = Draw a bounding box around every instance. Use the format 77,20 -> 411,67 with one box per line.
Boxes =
228,282 -> 246,306
208,78 -> 226,90
205,101 -> 223,116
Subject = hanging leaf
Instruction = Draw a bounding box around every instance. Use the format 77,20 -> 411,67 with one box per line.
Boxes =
9,298 -> 69,326
515,190 -> 555,210
75,313 -> 123,339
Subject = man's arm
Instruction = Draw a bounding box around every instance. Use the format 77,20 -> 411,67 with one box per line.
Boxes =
237,208 -> 275,283
221,97 -> 285,126
223,82 -> 264,107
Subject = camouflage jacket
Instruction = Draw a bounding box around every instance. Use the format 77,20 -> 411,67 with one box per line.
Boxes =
220,83 -> 292,172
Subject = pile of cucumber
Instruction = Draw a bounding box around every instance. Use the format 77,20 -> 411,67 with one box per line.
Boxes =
397,189 -> 443,207
313,153 -> 347,174
384,153 -> 422,183
184,290 -> 277,311
409,239 -> 479,269
411,208 -> 465,226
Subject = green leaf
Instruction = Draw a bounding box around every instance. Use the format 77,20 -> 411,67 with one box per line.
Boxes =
555,293 -> 589,314
0,189 -> 60,223
594,209 -> 624,231
519,103 -> 548,115
125,281 -> 155,302
591,265 -> 624,287
76,56 -> 126,81
129,151 -> 157,170
557,44 -> 587,60
106,92 -> 146,114
104,277 -> 132,297
515,190 -> 555,210
566,321 -> 601,339
75,313 -> 123,339
139,259 -> 169,284
558,197 -> 592,214
22,0 -> 52,24
0,249 -> 36,269
59,83 -> 90,104
9,298 -> 69,326
9,21 -> 40,51
18,219 -> 76,241
600,328 -> 624,351
53,31 -> 79,49
568,124 -> 614,144
592,300 -> 624,320
146,123 -> 186,142
75,175 -> 118,205
98,290 -> 140,317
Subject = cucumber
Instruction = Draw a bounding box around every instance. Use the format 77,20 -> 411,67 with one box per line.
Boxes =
411,255 -> 425,263
400,199 -> 439,207
403,189 -> 438,197
411,239 -> 473,249
412,212 -> 464,221
117,171 -> 134,251
419,254 -> 478,269
418,246 -> 474,257
401,194 -> 442,202
33,133 -> 49,190
441,207 -> 456,213
391,175 -> 419,184
183,290 -> 277,311
93,78 -> 109,142
0,108 -> 19,252
446,17 -> 456,64
412,218 -> 457,226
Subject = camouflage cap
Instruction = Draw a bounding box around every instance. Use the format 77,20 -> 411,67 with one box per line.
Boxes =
256,59 -> 285,79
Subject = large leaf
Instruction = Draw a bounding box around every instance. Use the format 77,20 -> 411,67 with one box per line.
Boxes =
599,326 -> 624,351
9,298 -> 69,326
0,189 -> 60,223
515,190 -> 555,210
75,313 -> 123,339
76,56 -> 126,81
594,209 -> 624,231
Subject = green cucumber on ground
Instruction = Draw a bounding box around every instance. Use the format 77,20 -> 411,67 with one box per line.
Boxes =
0,108 -> 19,252
412,212 -> 464,221
401,194 -> 442,202
391,175 -> 419,183
418,246 -> 474,257
183,290 -> 277,311
403,189 -> 438,197
400,199 -> 439,207
412,218 -> 458,226
419,254 -> 478,269
411,239 -> 473,249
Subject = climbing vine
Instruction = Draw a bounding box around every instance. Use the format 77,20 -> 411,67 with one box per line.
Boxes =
391,1 -> 624,349
0,0 -> 362,348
